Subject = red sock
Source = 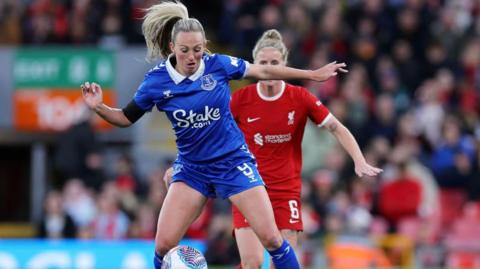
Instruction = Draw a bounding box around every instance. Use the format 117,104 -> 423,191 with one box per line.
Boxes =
236,265 -> 242,269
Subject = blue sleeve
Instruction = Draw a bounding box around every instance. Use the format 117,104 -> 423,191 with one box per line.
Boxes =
133,76 -> 155,112
215,54 -> 250,80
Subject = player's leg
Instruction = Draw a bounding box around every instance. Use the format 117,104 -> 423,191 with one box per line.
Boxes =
232,204 -> 265,269
278,229 -> 300,267
232,203 -> 265,269
153,181 -> 207,268
233,198 -> 302,269
229,186 -> 300,269
235,227 -> 265,269
273,197 -> 303,267
281,229 -> 299,250
267,197 -> 302,268
234,229 -> 300,269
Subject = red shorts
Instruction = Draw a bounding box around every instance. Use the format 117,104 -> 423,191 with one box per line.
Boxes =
232,196 -> 303,231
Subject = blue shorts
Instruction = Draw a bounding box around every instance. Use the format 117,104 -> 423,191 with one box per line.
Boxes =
171,145 -> 265,199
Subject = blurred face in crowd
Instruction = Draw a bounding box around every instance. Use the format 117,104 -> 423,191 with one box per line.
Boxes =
170,31 -> 205,76
443,118 -> 460,145
45,191 -> 63,215
255,47 -> 285,89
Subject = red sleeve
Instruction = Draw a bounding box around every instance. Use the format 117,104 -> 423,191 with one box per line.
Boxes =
300,87 -> 331,126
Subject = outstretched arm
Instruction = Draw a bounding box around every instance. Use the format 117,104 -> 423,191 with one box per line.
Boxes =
245,61 -> 347,82
322,115 -> 383,177
81,82 -> 133,128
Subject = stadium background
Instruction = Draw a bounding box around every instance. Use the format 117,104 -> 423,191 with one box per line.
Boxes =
1,0 -> 480,268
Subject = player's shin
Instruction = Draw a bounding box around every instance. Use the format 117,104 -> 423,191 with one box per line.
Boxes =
267,240 -> 300,269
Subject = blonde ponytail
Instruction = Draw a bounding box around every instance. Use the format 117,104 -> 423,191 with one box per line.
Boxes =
142,1 -> 206,61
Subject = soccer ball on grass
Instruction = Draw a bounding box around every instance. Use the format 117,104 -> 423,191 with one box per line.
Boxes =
161,245 -> 207,269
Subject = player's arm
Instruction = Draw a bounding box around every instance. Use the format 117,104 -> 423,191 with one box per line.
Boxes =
81,82 -> 144,127
322,115 -> 383,177
245,61 -> 347,82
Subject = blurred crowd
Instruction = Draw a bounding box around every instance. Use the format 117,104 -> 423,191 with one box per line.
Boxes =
3,0 -> 480,268
0,0 -> 220,47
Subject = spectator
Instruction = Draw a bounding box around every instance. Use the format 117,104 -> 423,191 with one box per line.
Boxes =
129,202 -> 156,239
62,179 -> 97,229
91,184 -> 129,240
378,162 -> 422,230
53,108 -> 103,190
38,190 -> 77,239
430,115 -> 476,188
325,206 -> 392,269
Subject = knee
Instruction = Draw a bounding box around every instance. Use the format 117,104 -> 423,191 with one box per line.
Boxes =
155,236 -> 177,256
241,253 -> 264,269
256,231 -> 283,250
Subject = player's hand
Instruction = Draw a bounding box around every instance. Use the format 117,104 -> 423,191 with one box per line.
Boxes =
311,61 -> 348,81
354,162 -> 383,178
81,82 -> 103,110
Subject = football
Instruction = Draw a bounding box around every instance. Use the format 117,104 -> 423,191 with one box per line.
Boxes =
161,245 -> 208,269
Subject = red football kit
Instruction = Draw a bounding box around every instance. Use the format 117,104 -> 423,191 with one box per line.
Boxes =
230,81 -> 331,230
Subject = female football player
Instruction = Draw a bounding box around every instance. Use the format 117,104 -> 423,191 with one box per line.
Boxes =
229,29 -> 382,269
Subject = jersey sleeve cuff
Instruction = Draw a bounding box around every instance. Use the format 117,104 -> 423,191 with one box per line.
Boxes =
317,113 -> 332,128
242,61 -> 251,78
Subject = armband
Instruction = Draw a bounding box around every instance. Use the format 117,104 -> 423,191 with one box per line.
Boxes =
122,100 -> 145,123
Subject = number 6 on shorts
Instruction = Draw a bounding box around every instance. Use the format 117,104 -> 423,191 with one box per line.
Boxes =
288,200 -> 299,220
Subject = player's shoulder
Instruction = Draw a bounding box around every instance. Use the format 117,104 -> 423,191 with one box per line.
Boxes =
202,53 -> 225,71
145,60 -> 169,80
203,53 -> 226,64
285,83 -> 308,93
284,83 -> 312,99
233,83 -> 256,95
202,53 -> 215,63
232,83 -> 257,100
139,61 -> 171,91
146,59 -> 167,74
205,53 -> 243,66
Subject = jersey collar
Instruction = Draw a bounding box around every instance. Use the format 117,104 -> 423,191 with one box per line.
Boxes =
166,54 -> 205,84
256,81 -> 286,101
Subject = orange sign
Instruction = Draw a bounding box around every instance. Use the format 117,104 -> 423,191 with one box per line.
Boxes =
14,89 -> 116,131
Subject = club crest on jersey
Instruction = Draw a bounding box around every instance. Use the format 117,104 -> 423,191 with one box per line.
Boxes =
288,111 -> 295,125
200,74 -> 217,91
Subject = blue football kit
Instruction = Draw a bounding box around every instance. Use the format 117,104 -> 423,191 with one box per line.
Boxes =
132,53 -> 264,199
144,53 -> 301,269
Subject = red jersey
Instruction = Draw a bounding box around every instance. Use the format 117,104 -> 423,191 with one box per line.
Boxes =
231,82 -> 331,199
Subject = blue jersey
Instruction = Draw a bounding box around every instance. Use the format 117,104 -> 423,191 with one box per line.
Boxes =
133,53 -> 250,162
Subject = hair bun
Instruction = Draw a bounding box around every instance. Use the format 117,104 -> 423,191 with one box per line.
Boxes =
263,29 -> 282,41
252,28 -> 288,62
